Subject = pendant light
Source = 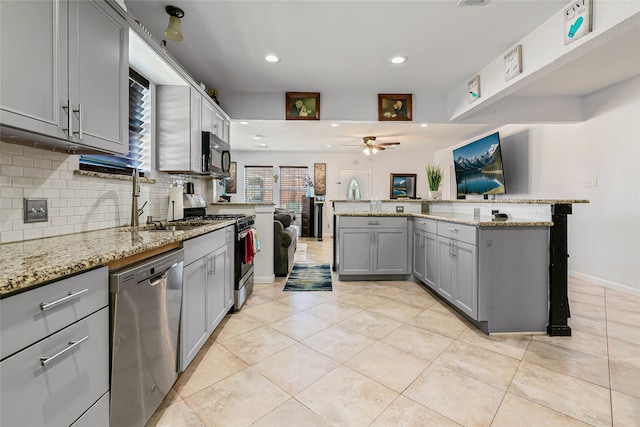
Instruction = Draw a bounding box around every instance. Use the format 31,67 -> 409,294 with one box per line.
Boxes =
164,6 -> 185,42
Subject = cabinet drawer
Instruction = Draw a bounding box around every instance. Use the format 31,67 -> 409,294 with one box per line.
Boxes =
413,218 -> 437,234
0,307 -> 109,427
340,216 -> 407,228
71,391 -> 109,427
437,222 -> 477,245
183,229 -> 226,265
0,267 -> 108,360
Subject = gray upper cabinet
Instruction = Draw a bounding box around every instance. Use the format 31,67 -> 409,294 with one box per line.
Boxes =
0,0 -> 128,154
157,85 -> 203,174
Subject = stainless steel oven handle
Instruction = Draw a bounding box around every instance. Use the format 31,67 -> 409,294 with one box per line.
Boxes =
237,230 -> 251,240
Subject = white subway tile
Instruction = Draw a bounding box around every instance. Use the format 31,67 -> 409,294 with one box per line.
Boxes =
12,156 -> 34,168
42,227 -> 60,238
67,181 -> 81,190
0,142 -> 23,155
59,189 -> 74,198
52,217 -> 67,227
74,190 -> 87,198
60,207 -> 75,216
0,153 -> 11,165
33,158 -> 52,169
0,187 -> 22,199
23,228 -> 43,240
23,167 -> 44,178
81,181 -> 93,190
47,207 -> 59,217
42,151 -> 61,161
51,160 -> 66,170
0,199 -> 11,209
1,164 -> 23,176
59,225 -> 75,235
0,175 -> 11,186
31,178 -> 50,188
46,170 -> 60,179
1,230 -> 23,243
13,177 -> 32,187
51,199 -> 67,208
50,179 -> 66,189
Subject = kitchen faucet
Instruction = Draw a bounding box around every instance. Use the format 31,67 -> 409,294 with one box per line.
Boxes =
130,169 -> 146,227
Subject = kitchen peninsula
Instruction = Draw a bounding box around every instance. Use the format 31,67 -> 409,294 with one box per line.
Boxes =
333,198 -> 588,336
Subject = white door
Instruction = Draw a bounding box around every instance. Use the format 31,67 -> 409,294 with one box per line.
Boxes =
338,169 -> 371,200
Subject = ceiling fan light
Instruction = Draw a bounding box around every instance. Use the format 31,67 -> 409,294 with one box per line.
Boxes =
363,147 -> 371,155
372,147 -> 379,154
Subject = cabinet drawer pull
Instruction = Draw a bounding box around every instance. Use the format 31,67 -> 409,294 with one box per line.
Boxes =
367,221 -> 380,226
446,227 -> 459,232
39,335 -> 89,366
40,288 -> 88,311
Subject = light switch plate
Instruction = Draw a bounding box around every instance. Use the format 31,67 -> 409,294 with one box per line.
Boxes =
24,198 -> 48,223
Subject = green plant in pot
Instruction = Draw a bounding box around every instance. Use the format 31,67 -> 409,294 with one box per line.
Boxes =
426,164 -> 443,200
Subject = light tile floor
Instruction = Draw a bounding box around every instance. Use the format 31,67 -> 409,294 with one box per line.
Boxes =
148,237 -> 640,427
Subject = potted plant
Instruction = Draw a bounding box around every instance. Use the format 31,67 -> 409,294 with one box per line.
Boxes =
426,164 -> 443,200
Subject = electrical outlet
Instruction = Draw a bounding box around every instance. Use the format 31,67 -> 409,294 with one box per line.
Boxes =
585,177 -> 598,187
24,198 -> 48,223
395,206 -> 404,213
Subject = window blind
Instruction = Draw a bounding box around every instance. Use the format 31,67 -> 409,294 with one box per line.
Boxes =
79,69 -> 151,175
279,166 -> 308,213
244,166 -> 274,203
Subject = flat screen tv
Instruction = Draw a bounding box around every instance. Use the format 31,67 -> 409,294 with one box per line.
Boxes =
453,132 -> 506,197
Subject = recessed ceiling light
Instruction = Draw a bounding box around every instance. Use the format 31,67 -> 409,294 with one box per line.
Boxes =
257,143 -> 268,149
252,135 -> 265,140
265,54 -> 280,63
420,123 -> 429,127
390,55 -> 408,64
239,121 -> 249,125
326,144 -> 332,148
330,123 -> 339,127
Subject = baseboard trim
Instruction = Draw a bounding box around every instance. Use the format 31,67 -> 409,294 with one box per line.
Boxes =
254,274 -> 276,284
569,270 -> 640,296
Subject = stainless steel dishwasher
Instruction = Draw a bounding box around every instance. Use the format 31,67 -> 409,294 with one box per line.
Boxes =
109,249 -> 184,427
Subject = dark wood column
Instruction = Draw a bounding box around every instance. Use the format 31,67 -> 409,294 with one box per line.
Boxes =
547,203 -> 572,336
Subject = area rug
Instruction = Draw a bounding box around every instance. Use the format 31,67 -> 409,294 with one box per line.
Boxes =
283,262 -> 333,291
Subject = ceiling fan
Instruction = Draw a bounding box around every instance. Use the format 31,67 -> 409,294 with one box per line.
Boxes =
347,136 -> 401,155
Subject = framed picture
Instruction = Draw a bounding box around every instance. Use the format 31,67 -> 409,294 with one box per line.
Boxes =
286,92 -> 320,120
390,173 -> 417,199
563,0 -> 592,45
504,45 -> 523,82
314,163 -> 326,195
378,94 -> 412,121
226,161 -> 237,193
468,75 -> 480,103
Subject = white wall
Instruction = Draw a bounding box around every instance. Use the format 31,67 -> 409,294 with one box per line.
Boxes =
436,76 -> 640,294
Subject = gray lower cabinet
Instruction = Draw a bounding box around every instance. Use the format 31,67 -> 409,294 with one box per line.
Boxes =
0,267 -> 109,426
339,216 -> 408,276
413,219 -> 437,288
437,236 -> 478,318
181,227 -> 233,371
0,0 -> 128,154
181,256 -> 210,370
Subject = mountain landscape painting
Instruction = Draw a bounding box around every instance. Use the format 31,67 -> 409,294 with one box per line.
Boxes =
453,132 -> 506,196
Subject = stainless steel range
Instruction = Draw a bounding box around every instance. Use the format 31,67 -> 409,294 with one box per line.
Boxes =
183,208 -> 255,310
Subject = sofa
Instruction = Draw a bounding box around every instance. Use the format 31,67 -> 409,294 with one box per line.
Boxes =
274,210 -> 298,276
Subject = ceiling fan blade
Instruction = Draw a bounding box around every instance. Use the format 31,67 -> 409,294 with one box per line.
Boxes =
372,145 -> 386,151
377,142 -> 400,146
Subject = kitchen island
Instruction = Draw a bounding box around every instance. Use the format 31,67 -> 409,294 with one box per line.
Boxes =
333,199 -> 588,336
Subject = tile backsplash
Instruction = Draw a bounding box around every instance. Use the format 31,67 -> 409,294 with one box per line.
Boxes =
0,141 -> 205,243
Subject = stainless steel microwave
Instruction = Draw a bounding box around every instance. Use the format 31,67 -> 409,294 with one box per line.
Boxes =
202,131 -> 231,177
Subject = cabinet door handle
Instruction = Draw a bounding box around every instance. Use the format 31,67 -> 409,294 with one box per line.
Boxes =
446,227 -> 458,232
40,288 -> 88,311
448,241 -> 453,257
367,221 -> 380,226
72,104 -> 82,139
62,100 -> 72,137
40,335 -> 89,366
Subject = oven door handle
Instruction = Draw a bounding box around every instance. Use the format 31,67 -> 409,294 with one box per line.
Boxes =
237,230 -> 251,240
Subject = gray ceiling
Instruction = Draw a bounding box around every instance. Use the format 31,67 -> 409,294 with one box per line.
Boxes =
124,1 -> 640,152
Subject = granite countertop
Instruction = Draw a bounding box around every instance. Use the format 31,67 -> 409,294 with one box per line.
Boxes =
0,220 -> 235,298
210,202 -> 275,206
332,199 -> 588,204
337,212 -> 553,227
